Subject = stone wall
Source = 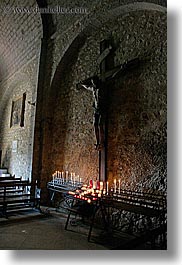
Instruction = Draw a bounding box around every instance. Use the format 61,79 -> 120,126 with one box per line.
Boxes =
0,0 -> 167,201
46,0 -> 167,85
0,0 -> 42,180
0,57 -> 41,179
42,8 -> 166,194
106,11 -> 167,192
0,0 -> 42,82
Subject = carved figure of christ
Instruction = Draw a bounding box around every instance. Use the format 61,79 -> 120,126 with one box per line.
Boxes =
76,38 -> 144,181
77,77 -> 105,151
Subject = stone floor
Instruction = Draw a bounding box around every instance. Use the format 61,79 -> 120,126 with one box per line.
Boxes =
0,207 -> 155,250
0,208 -> 110,250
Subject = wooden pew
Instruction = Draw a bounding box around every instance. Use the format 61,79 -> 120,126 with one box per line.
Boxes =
0,176 -> 22,182
0,179 -> 40,217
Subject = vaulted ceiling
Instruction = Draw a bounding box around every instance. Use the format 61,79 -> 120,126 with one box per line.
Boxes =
0,0 -> 166,85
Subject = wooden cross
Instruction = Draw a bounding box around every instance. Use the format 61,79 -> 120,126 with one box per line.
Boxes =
99,39 -> 112,182
77,39 -> 143,182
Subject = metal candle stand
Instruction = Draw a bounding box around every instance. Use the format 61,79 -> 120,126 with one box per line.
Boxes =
47,179 -> 167,247
47,179 -> 83,212
64,185 -> 167,247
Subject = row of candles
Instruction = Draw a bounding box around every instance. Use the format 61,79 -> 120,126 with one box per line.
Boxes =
52,173 -> 121,192
52,171 -> 82,185
69,179 -> 122,204
52,171 -> 122,194
89,179 -> 121,194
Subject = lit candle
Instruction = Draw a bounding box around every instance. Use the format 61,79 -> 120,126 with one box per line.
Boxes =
93,180 -> 96,190
106,181 -> 109,194
119,179 -> 121,194
62,171 -> 64,183
114,179 -> 116,193
96,180 -> 100,190
100,181 -> 103,191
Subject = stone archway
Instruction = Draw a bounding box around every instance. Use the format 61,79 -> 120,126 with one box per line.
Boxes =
49,1 -> 166,82
38,2 -> 167,203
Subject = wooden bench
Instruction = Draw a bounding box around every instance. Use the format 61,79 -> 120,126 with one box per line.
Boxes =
0,179 -> 40,217
0,174 -> 22,182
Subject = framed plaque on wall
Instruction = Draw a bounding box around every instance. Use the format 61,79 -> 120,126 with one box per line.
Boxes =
10,93 -> 26,128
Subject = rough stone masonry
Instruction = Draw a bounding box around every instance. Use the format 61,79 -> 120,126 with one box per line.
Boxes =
0,0 -> 167,203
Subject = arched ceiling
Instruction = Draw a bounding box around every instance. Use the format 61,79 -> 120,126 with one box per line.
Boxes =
48,1 -> 166,86
0,0 -> 166,84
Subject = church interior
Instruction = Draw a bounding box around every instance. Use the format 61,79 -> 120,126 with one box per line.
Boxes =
0,0 -> 167,250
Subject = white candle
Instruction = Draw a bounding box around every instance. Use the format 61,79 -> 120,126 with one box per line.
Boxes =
119,179 -> 121,194
93,180 -> 96,190
66,171 -> 68,182
73,173 -> 75,186
100,181 -> 103,191
114,179 -> 116,193
70,173 -> 73,185
62,171 -> 64,183
106,181 -> 109,194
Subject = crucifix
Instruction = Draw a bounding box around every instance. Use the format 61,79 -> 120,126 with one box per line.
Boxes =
77,39 -> 143,182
